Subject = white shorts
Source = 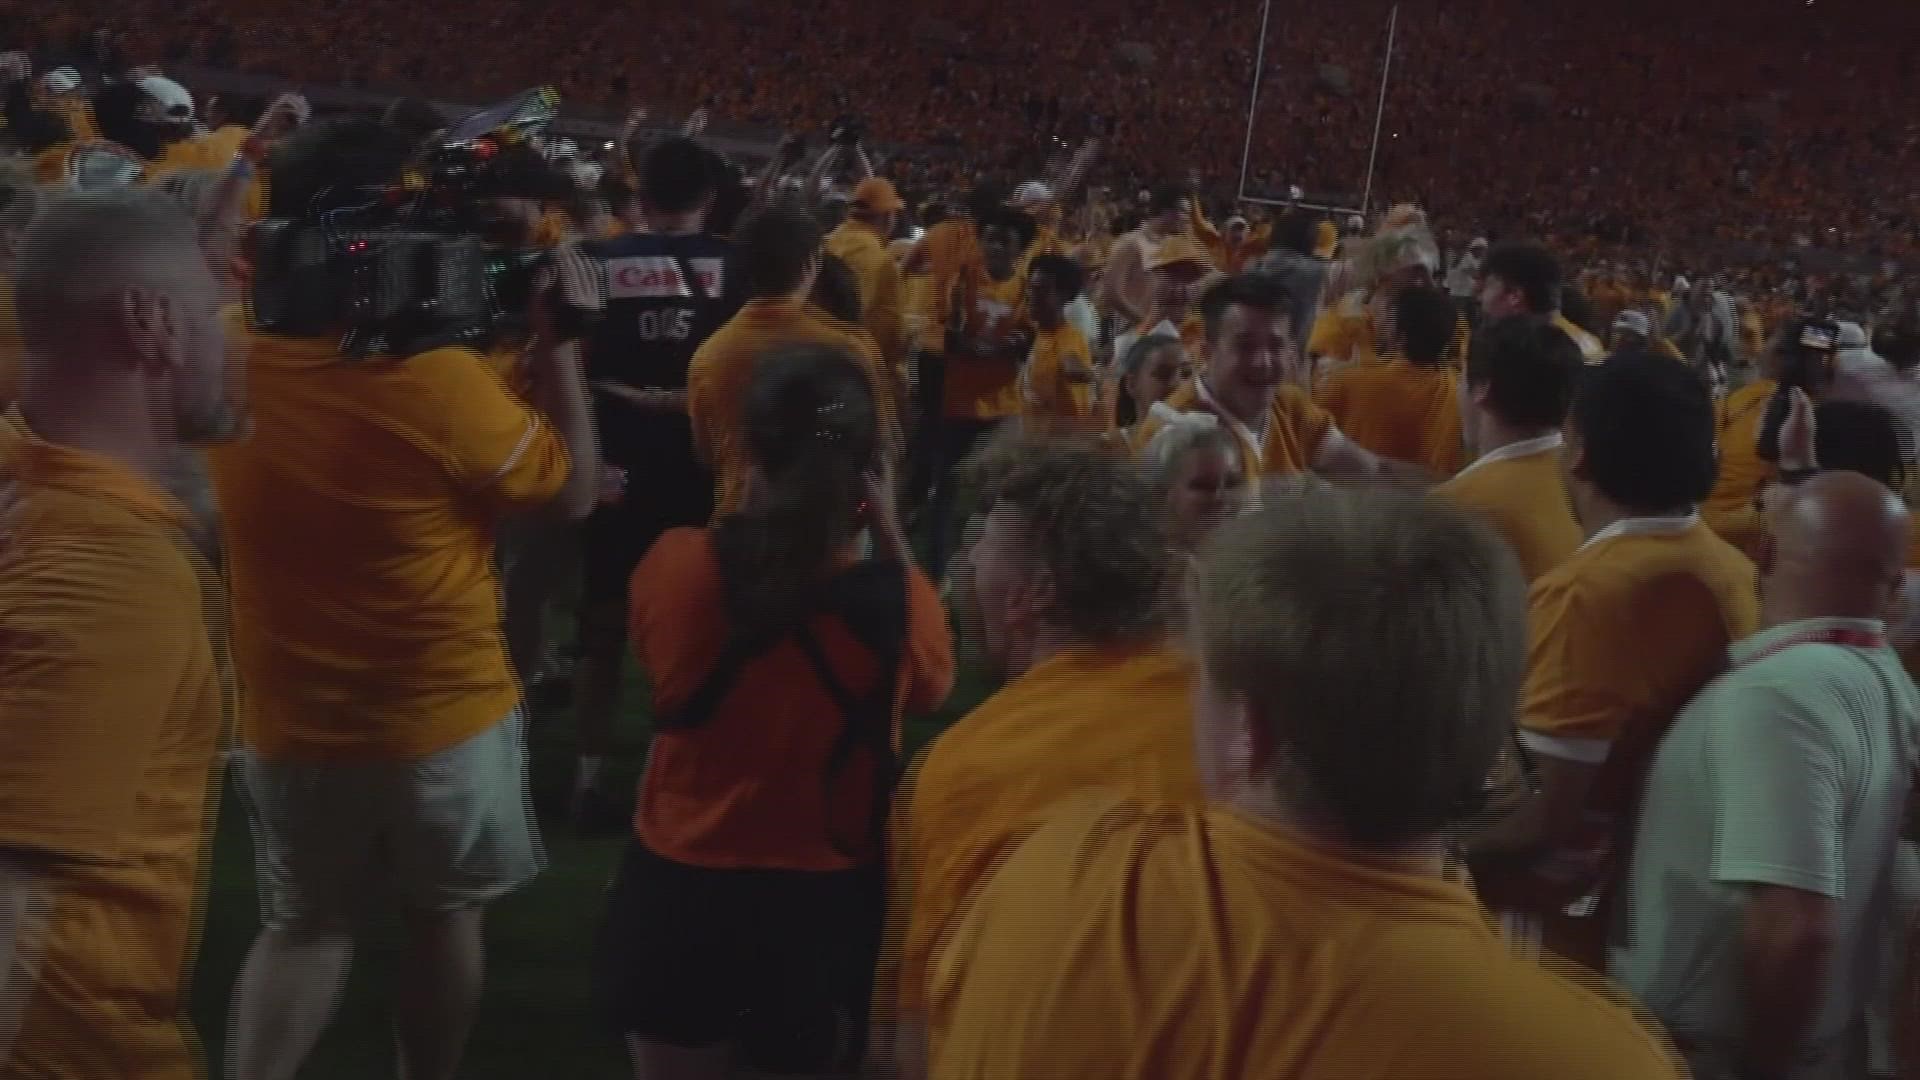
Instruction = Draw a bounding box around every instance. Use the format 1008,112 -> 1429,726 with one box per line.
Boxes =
235,710 -> 545,928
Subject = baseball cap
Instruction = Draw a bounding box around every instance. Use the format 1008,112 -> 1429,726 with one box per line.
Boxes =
851,177 -> 905,213
135,75 -> 195,122
1225,215 -> 1249,230
1345,214 -> 1365,232
1469,236 -> 1488,250
1837,321 -> 1868,350
1612,310 -> 1651,337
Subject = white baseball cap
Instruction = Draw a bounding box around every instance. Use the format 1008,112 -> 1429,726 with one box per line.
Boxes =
135,75 -> 195,122
1469,236 -> 1489,250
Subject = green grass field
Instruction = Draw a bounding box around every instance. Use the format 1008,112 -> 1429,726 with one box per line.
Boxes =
184,662 -> 996,1079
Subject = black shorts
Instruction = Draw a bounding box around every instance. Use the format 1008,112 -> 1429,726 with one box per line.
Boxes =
592,840 -> 884,1073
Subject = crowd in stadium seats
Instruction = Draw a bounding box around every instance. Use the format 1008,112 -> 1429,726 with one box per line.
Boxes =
5,0 -> 1917,260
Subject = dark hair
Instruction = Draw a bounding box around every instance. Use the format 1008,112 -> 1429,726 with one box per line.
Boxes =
1148,182 -> 1191,217
1559,284 -> 1597,335
1570,352 -> 1717,512
267,116 -> 417,219
1467,316 -> 1581,429
1201,272 -> 1295,344
735,204 -> 823,298
964,183 -> 1008,223
1027,253 -> 1085,303
1482,242 -> 1562,315
381,97 -> 447,142
1271,210 -> 1317,257
1814,400 -> 1908,489
633,135 -> 716,216
1394,287 -> 1457,368
986,441 -> 1174,643
811,252 -> 863,324
712,344 -> 879,638
1110,210 -> 1142,237
980,208 -> 1037,254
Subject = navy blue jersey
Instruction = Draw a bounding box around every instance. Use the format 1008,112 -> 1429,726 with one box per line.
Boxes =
581,230 -> 741,525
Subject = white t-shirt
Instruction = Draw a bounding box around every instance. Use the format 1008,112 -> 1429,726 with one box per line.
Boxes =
1612,617 -> 1920,1079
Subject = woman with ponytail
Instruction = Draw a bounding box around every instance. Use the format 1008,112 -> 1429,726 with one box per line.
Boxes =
595,342 -> 955,1080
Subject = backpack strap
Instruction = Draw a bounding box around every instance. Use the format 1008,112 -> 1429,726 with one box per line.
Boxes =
796,559 -> 909,862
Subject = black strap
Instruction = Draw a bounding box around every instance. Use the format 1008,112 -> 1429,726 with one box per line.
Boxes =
652,559 -> 911,860
792,566 -> 907,861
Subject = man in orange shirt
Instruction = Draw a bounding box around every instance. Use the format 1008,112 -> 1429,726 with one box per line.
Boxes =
214,118 -> 600,1080
877,442 -> 1202,1077
917,208 -> 1037,574
1314,285 -> 1466,477
928,490 -> 1687,1080
688,204 -> 900,518
1135,274 -> 1413,485
825,177 -> 910,393
1480,242 -> 1608,365
1439,316 -> 1586,583
0,189 -> 236,1076
1467,354 -> 1758,970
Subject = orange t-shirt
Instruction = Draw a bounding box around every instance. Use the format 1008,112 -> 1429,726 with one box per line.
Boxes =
1313,359 -> 1464,476
0,434 -> 228,1076
1018,322 -> 1099,436
209,325 -> 571,760
930,798 -> 1687,1080
940,272 -> 1027,421
889,643 -> 1201,1016
687,298 -> 901,518
629,530 -> 955,871
1435,436 -> 1583,583
1136,379 -> 1333,479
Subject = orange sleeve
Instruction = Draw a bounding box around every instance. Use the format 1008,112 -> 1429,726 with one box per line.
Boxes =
1518,577 -> 1629,745
1281,384 -> 1334,460
1307,305 -> 1355,360
902,565 -> 956,715
425,348 -> 570,514
0,529 -> 200,861
1311,367 -> 1350,426
627,529 -> 722,708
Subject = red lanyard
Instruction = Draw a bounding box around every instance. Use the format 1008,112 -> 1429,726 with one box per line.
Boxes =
1735,624 -> 1888,670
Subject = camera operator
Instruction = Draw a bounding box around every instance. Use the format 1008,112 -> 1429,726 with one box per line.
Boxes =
1702,316 -> 1840,559
212,115 -> 598,1080
568,134 -> 742,832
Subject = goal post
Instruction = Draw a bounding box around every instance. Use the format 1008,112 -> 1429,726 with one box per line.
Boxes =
1235,1 -> 1400,221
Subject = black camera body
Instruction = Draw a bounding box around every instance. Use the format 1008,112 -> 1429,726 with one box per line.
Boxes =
1756,317 -> 1839,465
250,88 -> 570,358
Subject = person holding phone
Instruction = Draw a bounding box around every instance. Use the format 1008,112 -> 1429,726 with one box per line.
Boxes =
1702,317 -> 1839,559
596,344 -> 953,1080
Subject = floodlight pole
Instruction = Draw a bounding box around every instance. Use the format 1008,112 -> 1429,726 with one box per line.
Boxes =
1235,0 -> 1275,203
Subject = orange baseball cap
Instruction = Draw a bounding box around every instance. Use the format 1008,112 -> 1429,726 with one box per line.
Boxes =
851,177 -> 905,213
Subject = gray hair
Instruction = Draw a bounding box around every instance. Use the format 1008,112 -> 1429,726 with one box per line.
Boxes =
1192,488 -> 1528,845
14,187 -> 203,365
1142,412 -> 1242,487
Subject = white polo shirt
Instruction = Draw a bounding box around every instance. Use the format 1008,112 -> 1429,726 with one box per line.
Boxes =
1611,617 -> 1920,1079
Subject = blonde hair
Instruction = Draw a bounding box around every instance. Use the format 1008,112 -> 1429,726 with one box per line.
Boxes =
1192,488 -> 1528,843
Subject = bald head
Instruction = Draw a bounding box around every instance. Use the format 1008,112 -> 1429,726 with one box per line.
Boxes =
1766,471 -> 1911,622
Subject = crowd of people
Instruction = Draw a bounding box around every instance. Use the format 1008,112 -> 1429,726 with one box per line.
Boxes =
3,0 -> 1918,263
4,13 -> 1920,1080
